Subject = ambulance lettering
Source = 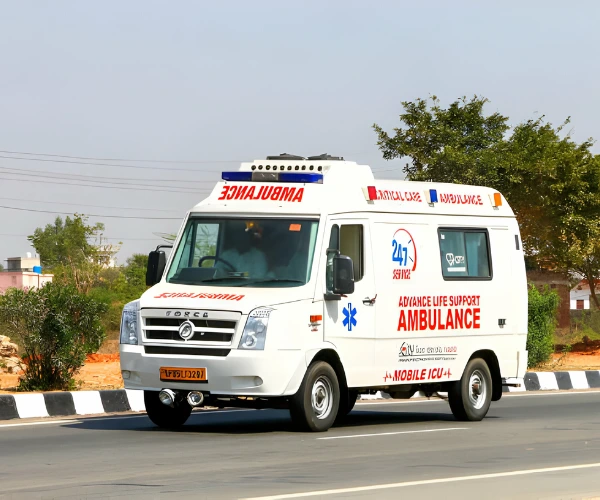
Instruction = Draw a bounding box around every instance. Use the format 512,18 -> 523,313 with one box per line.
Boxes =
383,367 -> 453,382
374,189 -> 422,202
438,193 -> 483,205
397,295 -> 481,331
154,292 -> 245,301
218,185 -> 304,202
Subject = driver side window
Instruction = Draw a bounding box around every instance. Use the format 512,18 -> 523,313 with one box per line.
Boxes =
340,224 -> 364,282
326,223 -> 364,291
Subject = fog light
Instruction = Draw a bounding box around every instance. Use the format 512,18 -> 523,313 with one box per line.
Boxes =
158,389 -> 176,406
186,391 -> 204,407
121,370 -> 131,380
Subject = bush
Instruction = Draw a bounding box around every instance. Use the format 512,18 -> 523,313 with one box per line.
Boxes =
527,284 -> 559,367
0,282 -> 107,391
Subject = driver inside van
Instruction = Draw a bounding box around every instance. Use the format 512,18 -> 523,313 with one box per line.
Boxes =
216,221 -> 268,278
268,227 -> 309,282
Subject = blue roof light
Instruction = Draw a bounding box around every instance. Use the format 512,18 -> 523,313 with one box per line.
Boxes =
429,189 -> 438,203
278,172 -> 323,183
221,171 -> 253,182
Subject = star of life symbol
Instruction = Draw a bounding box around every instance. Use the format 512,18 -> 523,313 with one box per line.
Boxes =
342,303 -> 357,332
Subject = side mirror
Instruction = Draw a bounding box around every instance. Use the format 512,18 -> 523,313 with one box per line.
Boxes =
333,255 -> 355,295
146,250 -> 166,286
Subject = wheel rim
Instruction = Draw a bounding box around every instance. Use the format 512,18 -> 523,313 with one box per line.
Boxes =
311,376 -> 334,420
468,369 -> 487,410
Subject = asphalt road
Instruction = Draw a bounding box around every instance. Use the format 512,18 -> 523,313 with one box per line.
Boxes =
1,392 -> 600,500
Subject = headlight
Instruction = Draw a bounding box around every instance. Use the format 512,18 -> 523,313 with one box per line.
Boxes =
120,300 -> 140,345
239,308 -> 272,350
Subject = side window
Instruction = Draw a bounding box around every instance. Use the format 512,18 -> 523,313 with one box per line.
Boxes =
340,224 -> 364,282
438,229 -> 491,280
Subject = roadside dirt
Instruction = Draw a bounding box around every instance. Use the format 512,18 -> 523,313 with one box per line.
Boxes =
536,338 -> 600,372
0,353 -> 123,392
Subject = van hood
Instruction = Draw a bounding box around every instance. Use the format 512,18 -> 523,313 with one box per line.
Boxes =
139,282 -> 312,314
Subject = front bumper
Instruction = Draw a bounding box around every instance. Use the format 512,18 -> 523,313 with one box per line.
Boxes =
119,344 -> 306,397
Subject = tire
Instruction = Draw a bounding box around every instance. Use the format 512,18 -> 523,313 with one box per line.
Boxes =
448,358 -> 493,421
335,389 -> 358,423
144,390 -> 192,429
290,361 -> 340,432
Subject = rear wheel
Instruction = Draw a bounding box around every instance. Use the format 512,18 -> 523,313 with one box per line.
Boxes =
144,390 -> 192,429
448,358 -> 492,421
290,361 -> 340,432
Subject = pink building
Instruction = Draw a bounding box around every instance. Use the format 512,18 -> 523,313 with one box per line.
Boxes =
0,255 -> 53,294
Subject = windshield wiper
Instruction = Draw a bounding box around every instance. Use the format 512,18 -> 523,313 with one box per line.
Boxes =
239,279 -> 304,287
200,276 -> 249,283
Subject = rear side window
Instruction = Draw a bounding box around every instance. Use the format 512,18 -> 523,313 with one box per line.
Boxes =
438,229 -> 491,280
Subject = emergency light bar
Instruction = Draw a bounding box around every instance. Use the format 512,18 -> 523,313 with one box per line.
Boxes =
221,171 -> 323,183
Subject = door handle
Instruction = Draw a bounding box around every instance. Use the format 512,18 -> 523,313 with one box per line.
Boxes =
363,295 -> 377,306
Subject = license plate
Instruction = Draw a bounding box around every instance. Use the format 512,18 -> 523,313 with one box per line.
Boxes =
159,367 -> 207,382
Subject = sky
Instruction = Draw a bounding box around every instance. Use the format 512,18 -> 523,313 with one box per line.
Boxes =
1,1 -> 599,266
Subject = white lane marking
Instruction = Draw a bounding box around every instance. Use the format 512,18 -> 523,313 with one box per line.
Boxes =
356,399 -> 444,406
502,390 -> 600,398
0,408 -> 254,429
355,389 -> 600,406
317,427 -> 467,440
241,462 -> 600,500
0,419 -> 78,429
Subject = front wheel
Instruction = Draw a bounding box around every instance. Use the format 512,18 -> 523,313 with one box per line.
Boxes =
448,358 -> 492,421
144,390 -> 192,429
290,361 -> 340,432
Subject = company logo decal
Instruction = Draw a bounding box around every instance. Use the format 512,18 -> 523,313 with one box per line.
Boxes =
398,342 -> 458,362
218,185 -> 304,203
178,320 -> 195,340
342,303 -> 357,332
166,310 -> 204,318
392,228 -> 417,280
155,292 -> 244,301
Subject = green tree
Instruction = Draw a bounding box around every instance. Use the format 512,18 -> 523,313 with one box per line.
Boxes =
0,282 -> 106,391
504,119 -> 600,306
28,215 -> 121,294
373,95 -> 509,186
124,253 -> 149,291
28,214 -> 105,268
0,262 -> 4,272
374,96 -> 600,305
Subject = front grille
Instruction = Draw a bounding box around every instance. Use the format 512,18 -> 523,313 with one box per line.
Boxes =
146,318 -> 235,329
145,330 -> 233,342
141,308 -> 241,349
145,346 -> 231,357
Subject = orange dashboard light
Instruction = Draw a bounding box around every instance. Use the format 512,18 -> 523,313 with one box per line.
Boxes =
310,315 -> 323,323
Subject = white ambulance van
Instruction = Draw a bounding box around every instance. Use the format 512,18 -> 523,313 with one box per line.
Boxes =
119,154 -> 528,432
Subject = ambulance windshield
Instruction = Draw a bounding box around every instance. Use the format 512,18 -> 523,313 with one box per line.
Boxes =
166,218 -> 319,287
